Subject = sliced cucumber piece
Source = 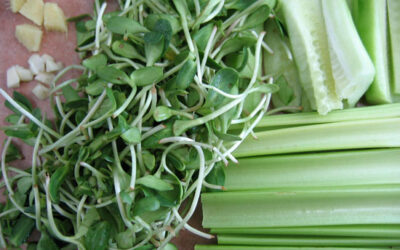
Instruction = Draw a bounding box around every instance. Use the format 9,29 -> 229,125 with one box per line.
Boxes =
388,0 -> 400,94
280,0 -> 342,115
352,0 -> 391,104
322,0 -> 375,107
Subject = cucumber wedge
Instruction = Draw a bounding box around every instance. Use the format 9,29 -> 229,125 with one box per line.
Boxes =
388,0 -> 400,94
352,0 -> 391,104
280,0 -> 342,115
322,0 -> 375,107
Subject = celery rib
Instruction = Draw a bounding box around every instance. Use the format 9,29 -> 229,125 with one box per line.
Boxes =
195,246 -> 383,250
210,224 -> 400,238
202,186 -> 400,228
217,235 -> 400,247
234,118 -> 400,158
225,149 -> 400,191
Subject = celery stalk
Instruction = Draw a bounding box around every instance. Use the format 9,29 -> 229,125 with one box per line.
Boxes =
195,246 -> 383,250
217,235 -> 400,247
210,224 -> 400,238
202,186 -> 400,228
352,0 -> 391,104
243,103 -> 400,131
280,0 -> 342,114
387,0 -> 400,94
225,149 -> 400,191
321,0 -> 375,106
233,118 -> 400,157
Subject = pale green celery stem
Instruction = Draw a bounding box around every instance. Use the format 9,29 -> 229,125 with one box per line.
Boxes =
388,0 -> 400,94
0,89 -> 61,138
353,0 -> 391,104
202,186 -> 400,228
322,0 -> 375,106
217,234 -> 400,247
196,246 -> 389,250
240,103 -> 400,131
210,225 -> 400,238
225,148 -> 400,191
234,117 -> 400,158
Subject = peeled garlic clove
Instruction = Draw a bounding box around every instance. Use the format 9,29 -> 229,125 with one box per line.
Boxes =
7,66 -> 20,88
32,84 -> 49,100
34,72 -> 54,85
15,65 -> 33,81
28,54 -> 45,75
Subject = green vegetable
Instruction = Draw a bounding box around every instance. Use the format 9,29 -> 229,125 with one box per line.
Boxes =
352,0 -> 391,104
388,0 -> 400,94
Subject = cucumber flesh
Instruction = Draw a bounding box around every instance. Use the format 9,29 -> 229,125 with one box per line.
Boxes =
280,0 -> 342,115
352,0 -> 392,104
322,0 -> 375,107
388,0 -> 400,94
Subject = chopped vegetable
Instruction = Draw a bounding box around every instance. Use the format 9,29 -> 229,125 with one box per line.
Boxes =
15,24 -> 43,52
32,83 -> 49,100
7,66 -> 20,88
352,0 -> 391,104
44,2 -> 67,32
10,0 -> 26,13
18,0 -> 44,26
15,66 -> 33,81
388,0 -> 400,94
28,54 -> 45,74
34,72 -> 54,85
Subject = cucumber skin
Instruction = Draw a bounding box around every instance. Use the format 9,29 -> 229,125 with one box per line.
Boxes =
352,0 -> 392,104
388,0 -> 400,94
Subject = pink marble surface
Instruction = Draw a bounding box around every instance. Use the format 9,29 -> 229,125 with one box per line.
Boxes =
0,1 -> 213,249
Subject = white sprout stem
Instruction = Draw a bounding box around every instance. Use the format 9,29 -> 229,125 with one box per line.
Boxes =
251,30 -> 274,54
203,181 -> 225,190
282,40 -> 293,61
80,162 -> 106,178
0,208 -> 19,217
129,145 -> 137,190
113,169 -> 134,229
50,78 -> 78,94
95,2 -> 107,52
139,4 -> 144,25
1,116 -> 25,195
134,216 -> 154,248
141,124 -> 166,140
194,0 -> 201,16
45,177 -> 85,247
180,15 -> 195,52
142,86 -> 158,122
112,85 -> 137,117
40,89 -> 107,154
0,89 -> 61,138
33,186 -> 42,230
124,0 -> 131,10
51,65 -> 86,89
159,88 -> 172,107
200,26 -> 218,76
32,124 -> 44,230
163,57 -> 189,79
53,204 -> 75,220
220,144 -> 238,164
203,0 -> 225,23
245,31 -> 266,91
60,110 -> 75,135
55,97 -> 76,130
149,0 -> 168,13
76,195 -> 87,228
172,208 -> 214,239
231,94 -> 268,124
8,167 -> 30,176
131,90 -> 152,126
158,145 -> 205,249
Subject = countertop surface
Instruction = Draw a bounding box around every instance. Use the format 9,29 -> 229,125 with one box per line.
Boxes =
0,1 -> 214,249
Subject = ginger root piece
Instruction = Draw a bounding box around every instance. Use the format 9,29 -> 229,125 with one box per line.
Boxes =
19,0 -> 44,26
7,66 -> 20,88
32,84 -> 50,100
10,0 -> 26,13
44,2 -> 67,32
15,24 -> 43,52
